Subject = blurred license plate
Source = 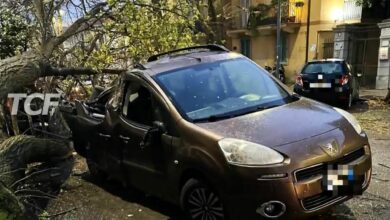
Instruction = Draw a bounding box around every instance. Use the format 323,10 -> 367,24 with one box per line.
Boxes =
323,164 -> 364,196
310,83 -> 331,88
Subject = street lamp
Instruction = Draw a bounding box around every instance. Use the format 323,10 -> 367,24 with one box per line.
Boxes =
276,0 -> 282,77
305,0 -> 311,63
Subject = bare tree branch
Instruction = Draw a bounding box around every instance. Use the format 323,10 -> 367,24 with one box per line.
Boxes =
43,2 -> 108,57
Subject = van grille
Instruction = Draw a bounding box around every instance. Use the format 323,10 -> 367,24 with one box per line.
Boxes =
295,147 -> 366,210
337,148 -> 365,164
295,147 -> 365,182
295,164 -> 326,182
301,193 -> 340,210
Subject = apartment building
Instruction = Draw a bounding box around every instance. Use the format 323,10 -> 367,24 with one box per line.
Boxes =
226,0 -> 373,82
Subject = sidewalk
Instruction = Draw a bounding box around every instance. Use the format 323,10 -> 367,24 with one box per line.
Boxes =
360,89 -> 388,99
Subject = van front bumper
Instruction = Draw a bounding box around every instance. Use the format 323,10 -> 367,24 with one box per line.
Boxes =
222,146 -> 372,219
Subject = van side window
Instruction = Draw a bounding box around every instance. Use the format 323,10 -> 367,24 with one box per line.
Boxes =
122,82 -> 154,126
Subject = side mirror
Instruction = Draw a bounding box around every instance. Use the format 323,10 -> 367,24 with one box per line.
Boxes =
140,121 -> 166,148
357,73 -> 363,78
152,121 -> 166,133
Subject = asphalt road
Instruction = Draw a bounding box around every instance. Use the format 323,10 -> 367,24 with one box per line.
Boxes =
47,95 -> 390,220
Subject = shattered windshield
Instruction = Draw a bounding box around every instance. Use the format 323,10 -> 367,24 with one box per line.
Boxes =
155,58 -> 291,122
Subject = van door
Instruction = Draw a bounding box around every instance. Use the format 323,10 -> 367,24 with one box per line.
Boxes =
117,78 -> 174,196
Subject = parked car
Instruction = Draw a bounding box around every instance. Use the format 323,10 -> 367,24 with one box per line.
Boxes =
293,59 -> 361,109
62,45 -> 371,220
265,64 -> 286,84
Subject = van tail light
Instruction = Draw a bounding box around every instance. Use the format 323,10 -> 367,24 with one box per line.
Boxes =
341,75 -> 349,85
296,75 -> 303,86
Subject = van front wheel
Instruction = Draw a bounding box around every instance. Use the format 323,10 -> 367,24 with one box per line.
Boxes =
180,179 -> 225,220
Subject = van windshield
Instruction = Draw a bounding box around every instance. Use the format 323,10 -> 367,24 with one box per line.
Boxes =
155,58 -> 292,122
302,62 -> 346,74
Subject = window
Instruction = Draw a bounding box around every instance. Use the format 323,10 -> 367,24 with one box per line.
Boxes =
302,62 -> 346,74
109,79 -> 123,109
122,82 -> 154,126
240,38 -> 251,58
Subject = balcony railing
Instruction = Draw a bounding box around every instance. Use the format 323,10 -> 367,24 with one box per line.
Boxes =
343,0 -> 362,21
232,1 -> 303,30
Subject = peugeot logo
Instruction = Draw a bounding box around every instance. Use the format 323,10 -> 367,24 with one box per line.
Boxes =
321,141 -> 340,157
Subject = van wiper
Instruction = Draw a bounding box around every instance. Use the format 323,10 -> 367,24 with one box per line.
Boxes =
193,105 -> 280,123
192,114 -> 233,123
256,105 -> 280,110
233,105 -> 280,116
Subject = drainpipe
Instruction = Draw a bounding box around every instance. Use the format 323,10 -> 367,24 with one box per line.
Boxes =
276,0 -> 282,77
305,0 -> 312,63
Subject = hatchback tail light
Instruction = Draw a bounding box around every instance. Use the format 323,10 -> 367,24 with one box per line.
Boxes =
341,75 -> 349,85
296,75 -> 303,86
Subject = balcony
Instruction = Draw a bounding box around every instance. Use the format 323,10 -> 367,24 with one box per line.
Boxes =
342,0 -> 362,21
231,0 -> 304,30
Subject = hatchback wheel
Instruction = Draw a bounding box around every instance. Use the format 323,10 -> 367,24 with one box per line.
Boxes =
279,75 -> 286,84
342,92 -> 353,109
181,179 -> 225,220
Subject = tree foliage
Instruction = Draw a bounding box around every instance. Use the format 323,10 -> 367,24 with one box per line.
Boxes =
0,3 -> 30,59
58,0 -> 202,71
353,0 -> 374,7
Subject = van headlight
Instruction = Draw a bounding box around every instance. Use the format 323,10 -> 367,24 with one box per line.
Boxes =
334,107 -> 363,134
218,138 -> 284,166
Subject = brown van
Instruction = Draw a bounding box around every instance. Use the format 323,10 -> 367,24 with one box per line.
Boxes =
63,45 -> 372,219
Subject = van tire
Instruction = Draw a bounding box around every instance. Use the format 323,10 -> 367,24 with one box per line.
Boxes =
86,158 -> 106,180
180,178 -> 225,220
86,147 -> 106,181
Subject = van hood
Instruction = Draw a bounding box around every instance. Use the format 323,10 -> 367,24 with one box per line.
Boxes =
196,98 -> 346,147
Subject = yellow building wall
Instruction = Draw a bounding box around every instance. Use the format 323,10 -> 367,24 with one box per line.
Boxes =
285,23 -> 338,77
281,0 -> 345,77
251,34 -> 276,66
227,0 -> 354,81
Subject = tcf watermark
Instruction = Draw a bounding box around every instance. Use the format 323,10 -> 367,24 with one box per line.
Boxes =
7,93 -> 61,116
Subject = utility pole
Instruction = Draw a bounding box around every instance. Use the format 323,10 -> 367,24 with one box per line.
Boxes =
305,0 -> 312,63
276,0 -> 282,77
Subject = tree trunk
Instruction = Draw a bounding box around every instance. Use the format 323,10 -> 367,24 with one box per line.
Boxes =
0,51 -> 87,217
385,89 -> 390,103
0,52 -> 43,100
0,182 -> 26,220
2,41 -> 123,218
0,135 -> 73,218
0,52 -> 109,101
0,52 -> 124,98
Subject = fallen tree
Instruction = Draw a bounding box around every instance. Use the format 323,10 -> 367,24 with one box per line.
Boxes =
0,0 -> 126,216
0,52 -> 124,101
0,1 -> 200,218
0,135 -> 73,219
0,51 -> 122,218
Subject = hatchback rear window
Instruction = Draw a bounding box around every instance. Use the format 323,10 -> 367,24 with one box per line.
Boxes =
302,62 -> 346,74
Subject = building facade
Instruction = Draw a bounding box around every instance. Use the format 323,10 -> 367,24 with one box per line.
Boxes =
226,0 -> 378,85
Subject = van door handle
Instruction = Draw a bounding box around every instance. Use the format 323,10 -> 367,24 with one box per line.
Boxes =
119,135 -> 131,141
98,133 -> 111,138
